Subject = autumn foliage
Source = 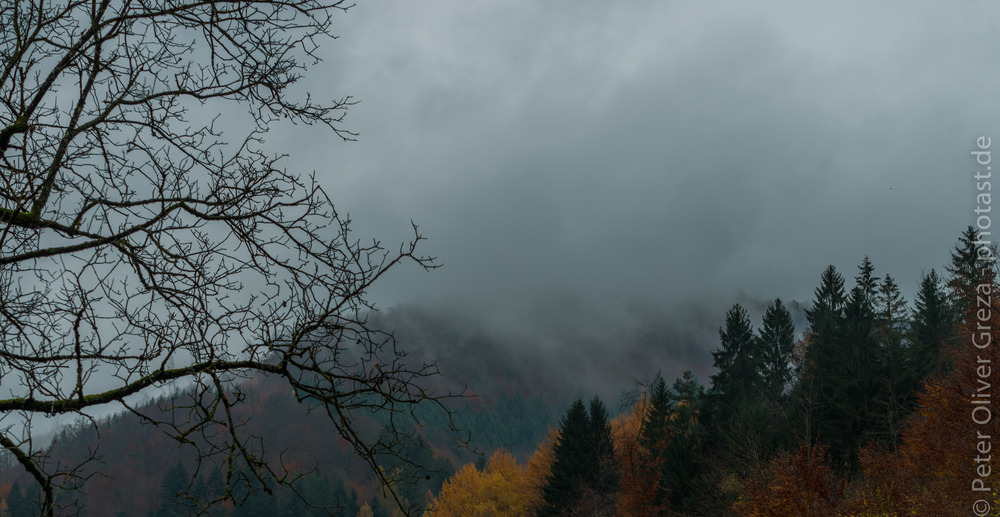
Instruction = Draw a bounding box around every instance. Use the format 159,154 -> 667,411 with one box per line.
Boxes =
612,396 -> 663,517
429,396 -> 665,517
732,442 -> 843,517
844,291 -> 1000,516
735,269 -> 1000,516
427,445 -> 553,516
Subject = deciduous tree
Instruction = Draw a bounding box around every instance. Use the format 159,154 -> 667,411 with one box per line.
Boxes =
0,1 -> 451,515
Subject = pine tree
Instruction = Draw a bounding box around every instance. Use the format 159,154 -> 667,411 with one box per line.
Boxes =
806,265 -> 846,335
710,304 -> 759,420
587,397 -> 619,514
540,400 -> 596,516
801,265 -> 858,468
946,225 -> 990,322
639,377 -> 671,513
660,371 -> 706,515
838,285 -> 881,461
640,378 -> 671,456
158,462 -> 190,517
22,483 -> 40,517
756,298 -> 796,414
7,481 -> 27,517
873,273 -> 913,444
874,274 -> 908,346
910,269 -> 954,383
855,256 -> 878,307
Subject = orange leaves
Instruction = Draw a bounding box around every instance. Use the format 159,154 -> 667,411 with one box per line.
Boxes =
732,442 -> 842,517
612,395 -> 663,516
427,449 -> 541,517
430,396 -> 666,516
843,293 -> 1000,516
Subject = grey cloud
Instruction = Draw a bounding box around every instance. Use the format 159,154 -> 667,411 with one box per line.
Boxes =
261,2 -> 1000,388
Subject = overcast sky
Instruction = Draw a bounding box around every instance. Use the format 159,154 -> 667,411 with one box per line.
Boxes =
268,2 -> 1000,316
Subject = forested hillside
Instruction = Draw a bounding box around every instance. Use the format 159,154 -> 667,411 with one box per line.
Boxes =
0,226 -> 994,516
423,226 -> 1000,516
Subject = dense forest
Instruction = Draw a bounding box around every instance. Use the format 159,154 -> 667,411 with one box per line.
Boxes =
0,226 -> 995,516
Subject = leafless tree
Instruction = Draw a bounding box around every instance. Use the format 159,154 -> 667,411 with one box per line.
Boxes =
0,1 -> 453,515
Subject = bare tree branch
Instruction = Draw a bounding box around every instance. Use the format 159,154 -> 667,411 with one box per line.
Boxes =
0,1 -> 457,515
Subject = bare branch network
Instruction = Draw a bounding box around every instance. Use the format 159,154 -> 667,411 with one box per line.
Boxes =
0,1 -> 453,515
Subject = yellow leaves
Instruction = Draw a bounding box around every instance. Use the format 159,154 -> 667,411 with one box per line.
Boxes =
426,449 -> 541,517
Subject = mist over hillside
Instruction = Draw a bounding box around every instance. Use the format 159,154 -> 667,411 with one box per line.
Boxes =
372,291 -> 808,407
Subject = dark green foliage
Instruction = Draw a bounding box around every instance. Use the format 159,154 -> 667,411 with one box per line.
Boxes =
420,391 -> 552,456
875,274 -> 908,346
387,436 -> 454,510
794,261 -> 931,469
709,304 -> 760,420
909,269 -> 953,382
587,397 -> 618,495
636,372 -> 708,514
805,265 -> 847,337
20,483 -> 41,517
6,481 -> 36,517
589,397 -> 619,514
369,493 -> 389,517
639,376 -> 671,511
277,474 -> 358,517
873,273 -> 913,443
947,225 -> 993,322
640,377 -> 670,456
660,371 -> 706,514
756,298 -> 796,414
157,462 -> 191,517
836,286 -> 882,460
801,265 -> 880,469
540,399 -> 592,516
540,396 -> 620,517
856,256 -> 878,306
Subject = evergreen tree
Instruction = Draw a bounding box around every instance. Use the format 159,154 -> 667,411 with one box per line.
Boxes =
874,273 -> 913,444
856,256 -> 878,307
22,483 -> 41,517
660,371 -> 706,514
946,225 -> 993,322
910,269 -> 954,383
7,481 -> 27,517
756,298 -> 796,414
639,377 -> 671,513
158,462 -> 190,517
587,396 -> 619,514
540,399 -> 596,516
875,274 -> 908,346
801,266 -> 858,468
709,304 -> 759,419
805,265 -> 846,335
837,286 -> 881,460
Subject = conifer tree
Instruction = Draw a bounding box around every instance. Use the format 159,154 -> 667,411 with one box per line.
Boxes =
806,265 -> 846,336
756,298 -> 796,414
541,398 -> 617,516
873,273 -> 913,443
7,481 -> 28,517
856,256 -> 878,307
660,371 -> 706,515
946,225 -> 988,322
710,304 -> 759,419
588,397 -> 619,514
158,463 -> 190,517
874,274 -> 908,346
801,266 -> 856,468
638,377 -> 671,513
909,269 -> 953,383
837,286 -> 881,460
